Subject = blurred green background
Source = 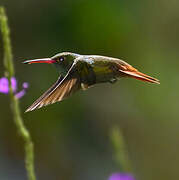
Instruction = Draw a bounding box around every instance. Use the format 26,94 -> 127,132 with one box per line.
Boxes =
0,0 -> 179,180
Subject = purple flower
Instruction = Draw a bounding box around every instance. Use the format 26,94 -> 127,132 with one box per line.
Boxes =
109,173 -> 135,180
22,82 -> 29,89
0,77 -> 9,93
11,77 -> 17,92
15,89 -> 26,99
0,77 -> 17,93
0,77 -> 29,99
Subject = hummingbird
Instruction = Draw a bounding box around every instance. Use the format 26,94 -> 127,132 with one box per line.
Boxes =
23,52 -> 160,112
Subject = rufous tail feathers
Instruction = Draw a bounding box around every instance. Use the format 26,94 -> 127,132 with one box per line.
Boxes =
119,65 -> 160,84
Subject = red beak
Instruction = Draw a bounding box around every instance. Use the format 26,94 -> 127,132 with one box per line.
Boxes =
23,58 -> 55,64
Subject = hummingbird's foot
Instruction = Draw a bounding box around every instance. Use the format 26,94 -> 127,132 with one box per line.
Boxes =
109,78 -> 117,84
81,83 -> 89,90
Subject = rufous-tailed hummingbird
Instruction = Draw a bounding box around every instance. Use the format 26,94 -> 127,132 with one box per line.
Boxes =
23,52 -> 160,112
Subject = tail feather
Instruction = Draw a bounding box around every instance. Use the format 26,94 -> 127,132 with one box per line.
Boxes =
119,65 -> 160,84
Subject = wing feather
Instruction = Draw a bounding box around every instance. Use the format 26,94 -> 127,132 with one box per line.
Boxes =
25,77 -> 80,112
25,60 -> 81,112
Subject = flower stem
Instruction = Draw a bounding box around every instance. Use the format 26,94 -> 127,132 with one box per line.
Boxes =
110,127 -> 132,172
0,7 -> 36,180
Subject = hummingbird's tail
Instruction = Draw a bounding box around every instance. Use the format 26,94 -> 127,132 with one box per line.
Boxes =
119,65 -> 160,84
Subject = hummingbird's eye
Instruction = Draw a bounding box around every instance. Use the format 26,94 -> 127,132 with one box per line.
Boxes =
59,57 -> 65,62
55,56 -> 65,63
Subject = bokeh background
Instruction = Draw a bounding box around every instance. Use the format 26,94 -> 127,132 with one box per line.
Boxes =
0,0 -> 179,180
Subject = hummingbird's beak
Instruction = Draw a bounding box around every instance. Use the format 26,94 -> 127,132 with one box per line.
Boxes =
23,58 -> 55,64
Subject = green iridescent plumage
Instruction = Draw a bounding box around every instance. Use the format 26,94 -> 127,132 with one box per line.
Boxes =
23,52 -> 159,112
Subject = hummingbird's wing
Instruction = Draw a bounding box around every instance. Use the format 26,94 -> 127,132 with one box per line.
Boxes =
25,61 -> 81,112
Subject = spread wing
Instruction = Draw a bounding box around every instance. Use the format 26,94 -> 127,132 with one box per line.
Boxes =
25,60 -> 81,112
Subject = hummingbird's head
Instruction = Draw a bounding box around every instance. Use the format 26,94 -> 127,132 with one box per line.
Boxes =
51,52 -> 79,63
23,52 -> 81,75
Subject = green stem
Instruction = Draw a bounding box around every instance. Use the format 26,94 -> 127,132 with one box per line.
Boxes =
0,7 -> 36,180
110,127 -> 132,172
